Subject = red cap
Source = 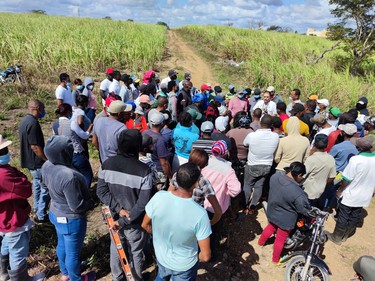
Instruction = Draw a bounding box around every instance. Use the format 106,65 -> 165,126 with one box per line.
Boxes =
201,84 -> 211,92
106,68 -> 114,75
105,96 -> 117,107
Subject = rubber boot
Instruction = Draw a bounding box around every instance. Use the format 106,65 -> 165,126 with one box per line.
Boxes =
342,225 -> 357,243
0,255 -> 10,281
325,222 -> 347,245
7,260 -> 45,281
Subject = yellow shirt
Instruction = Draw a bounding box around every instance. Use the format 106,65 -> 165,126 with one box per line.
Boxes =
282,119 -> 310,137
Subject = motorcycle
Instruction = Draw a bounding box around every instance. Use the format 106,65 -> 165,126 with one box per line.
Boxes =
0,65 -> 25,84
284,207 -> 331,281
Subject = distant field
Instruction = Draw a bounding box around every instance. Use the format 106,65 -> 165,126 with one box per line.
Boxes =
0,13 -> 167,74
178,25 -> 375,111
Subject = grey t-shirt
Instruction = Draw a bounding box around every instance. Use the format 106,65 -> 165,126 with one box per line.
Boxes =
92,117 -> 126,163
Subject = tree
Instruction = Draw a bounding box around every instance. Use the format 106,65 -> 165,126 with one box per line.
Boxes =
103,16 -> 112,20
30,9 -> 46,15
327,0 -> 375,75
157,21 -> 170,29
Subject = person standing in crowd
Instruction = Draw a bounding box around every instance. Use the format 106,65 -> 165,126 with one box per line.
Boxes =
243,114 -> 279,214
97,129 -> 152,281
55,73 -> 74,107
92,100 -> 130,163
253,91 -> 277,116
316,98 -> 330,117
81,77 -> 97,123
326,136 -> 375,245
355,97 -> 369,116
167,80 -> 179,122
42,135 -> 96,281
275,116 -> 310,171
249,88 -> 262,114
142,112 -> 172,190
177,80 -> 193,115
228,89 -> 248,117
310,113 -> 336,151
276,102 -> 289,125
250,108 -> 262,131
119,74 -> 134,102
142,163 -> 212,281
303,134 -> 336,207
267,86 -> 283,104
160,69 -> 178,90
108,71 -> 121,97
328,107 -> 341,128
19,100 -> 50,224
100,68 -> 114,103
258,162 -> 311,263
191,121 -> 216,155
363,116 -> 375,151
282,103 -> 310,138
71,78 -> 84,103
286,88 -> 303,116
0,135 -> 45,281
301,100 -> 317,132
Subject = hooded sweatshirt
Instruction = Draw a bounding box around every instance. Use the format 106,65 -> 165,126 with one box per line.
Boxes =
275,116 -> 310,170
82,77 -> 97,110
168,91 -> 178,121
41,135 -> 94,218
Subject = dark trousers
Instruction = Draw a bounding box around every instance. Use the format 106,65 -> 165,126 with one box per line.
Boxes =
336,203 -> 363,229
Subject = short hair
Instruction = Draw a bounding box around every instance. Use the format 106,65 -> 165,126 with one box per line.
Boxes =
338,112 -> 356,125
179,111 -> 192,127
74,78 -> 82,85
189,149 -> 209,169
112,70 -> 121,78
168,80 -> 177,92
277,102 -> 287,112
306,100 -> 316,111
233,111 -> 248,128
348,108 -> 358,119
60,73 -> 69,82
285,162 -> 306,177
253,108 -> 262,118
314,134 -> 329,149
260,114 -> 273,128
157,96 -> 168,107
293,88 -> 301,97
76,95 -> 89,107
176,163 -> 201,190
272,116 -> 282,128
55,103 -> 72,117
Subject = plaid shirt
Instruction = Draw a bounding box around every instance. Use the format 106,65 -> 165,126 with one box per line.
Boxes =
171,174 -> 215,206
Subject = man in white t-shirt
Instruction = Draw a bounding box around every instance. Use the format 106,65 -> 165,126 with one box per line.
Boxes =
160,69 -> 178,90
253,91 -> 277,116
100,68 -> 114,103
55,73 -> 75,106
108,70 -> 121,96
326,137 -> 375,245
243,114 -> 279,213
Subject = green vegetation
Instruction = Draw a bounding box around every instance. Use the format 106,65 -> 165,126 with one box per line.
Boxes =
177,25 -> 375,111
0,12 -> 167,75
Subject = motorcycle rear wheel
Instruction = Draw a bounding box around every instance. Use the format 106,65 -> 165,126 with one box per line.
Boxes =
285,255 -> 329,281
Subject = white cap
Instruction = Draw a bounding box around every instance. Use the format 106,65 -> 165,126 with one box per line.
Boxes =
317,99 -> 329,107
266,86 -> 275,92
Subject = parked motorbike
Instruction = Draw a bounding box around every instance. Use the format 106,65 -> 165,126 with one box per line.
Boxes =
284,207 -> 331,281
0,65 -> 25,84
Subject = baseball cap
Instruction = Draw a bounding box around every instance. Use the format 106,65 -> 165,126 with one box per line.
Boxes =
266,86 -> 275,92
184,72 -> 192,79
108,100 -> 132,114
329,107 -> 341,118
201,121 -> 214,133
310,113 -> 327,125
0,135 -> 12,150
201,84 -> 211,92
134,106 -> 144,115
106,68 -> 114,75
186,108 -> 202,121
192,93 -> 205,103
253,88 -> 261,96
309,94 -> 319,100
214,86 -> 222,93
317,98 -> 329,107
218,105 -> 227,116
228,84 -> 235,90
289,103 -> 305,115
215,116 -> 229,132
149,112 -> 167,125
125,101 -> 136,111
357,97 -> 368,105
338,124 -> 357,136
139,95 -> 152,104
355,136 -> 373,151
211,140 -> 228,157
168,69 -> 178,76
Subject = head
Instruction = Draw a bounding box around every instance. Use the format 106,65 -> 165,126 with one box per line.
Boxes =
211,140 -> 228,158
184,72 -> 192,81
118,129 -> 142,157
168,69 -> 178,80
290,88 -> 301,101
253,88 -> 262,100
263,91 -> 271,104
168,80 -> 178,93
317,99 -> 329,110
149,112 -> 166,130
338,124 -> 357,139
176,163 -> 200,191
183,81 -> 193,92
139,95 -> 152,109
44,135 -> 73,167
76,94 -> 89,109
228,84 -> 235,94
348,108 -> 358,120
106,68 -> 114,81
200,121 -> 214,136
328,107 -> 341,120
266,86 -> 275,96
140,133 -> 154,155
272,116 -> 282,130
27,100 -> 45,119
253,108 -> 262,120
314,134 -> 329,150
352,255 -> 375,281
289,103 -> 305,118
284,162 -> 306,183
179,111 -> 193,127
276,102 -> 287,115
214,86 -> 222,94
121,74 -> 132,86
107,100 -> 132,122
260,114 -> 273,129
305,100 -> 317,112
59,73 -> 70,85
74,78 -> 84,92
355,137 -> 373,152
189,149 -> 209,169
112,70 -> 121,81
364,116 -> 375,131
355,97 -> 368,111
157,96 -> 169,110
310,113 -> 328,128
55,103 -> 72,118
338,112 -> 356,126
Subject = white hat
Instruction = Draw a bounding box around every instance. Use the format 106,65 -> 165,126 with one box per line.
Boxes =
135,106 -> 144,115
215,116 -> 229,132
201,121 -> 214,133
266,86 -> 275,92
218,105 -> 227,116
149,112 -> 167,125
317,99 -> 329,107
108,100 -> 132,114
338,124 -> 357,136
0,135 -> 12,150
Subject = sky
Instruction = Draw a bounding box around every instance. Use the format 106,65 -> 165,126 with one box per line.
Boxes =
0,0 -> 336,33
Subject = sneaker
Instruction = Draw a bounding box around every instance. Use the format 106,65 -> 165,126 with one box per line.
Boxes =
33,216 -> 50,224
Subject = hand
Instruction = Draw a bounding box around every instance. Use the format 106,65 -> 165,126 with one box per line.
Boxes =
110,220 -> 122,231
119,209 -> 130,220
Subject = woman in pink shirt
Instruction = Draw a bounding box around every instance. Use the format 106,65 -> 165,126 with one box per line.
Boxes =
228,91 -> 248,118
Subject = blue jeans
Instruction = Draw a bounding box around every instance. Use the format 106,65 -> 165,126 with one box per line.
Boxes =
0,230 -> 30,270
29,169 -> 50,220
72,152 -> 93,188
155,261 -> 198,281
49,212 -> 87,281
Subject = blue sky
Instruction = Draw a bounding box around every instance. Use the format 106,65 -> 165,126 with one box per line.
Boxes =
0,0 -> 335,33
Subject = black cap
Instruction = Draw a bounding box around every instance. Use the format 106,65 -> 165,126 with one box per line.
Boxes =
214,86 -> 222,93
289,103 -> 305,115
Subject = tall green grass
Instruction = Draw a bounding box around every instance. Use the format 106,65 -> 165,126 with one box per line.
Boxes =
178,25 -> 375,111
0,13 -> 167,73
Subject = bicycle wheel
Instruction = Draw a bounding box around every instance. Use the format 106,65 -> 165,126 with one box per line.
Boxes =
285,255 -> 329,281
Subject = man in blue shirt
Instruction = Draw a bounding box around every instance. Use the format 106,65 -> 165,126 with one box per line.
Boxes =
142,163 -> 211,280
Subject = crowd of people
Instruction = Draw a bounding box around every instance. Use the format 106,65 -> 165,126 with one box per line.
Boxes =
0,67 -> 374,281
